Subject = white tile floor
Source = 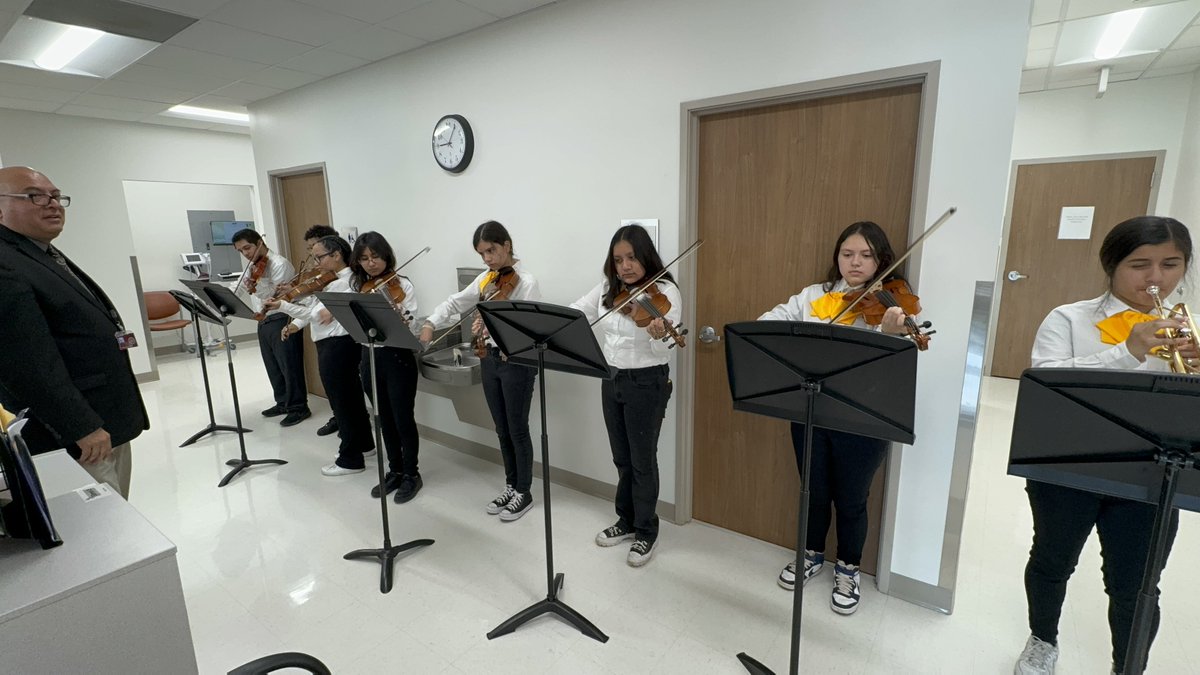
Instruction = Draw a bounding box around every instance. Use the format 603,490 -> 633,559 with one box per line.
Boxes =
130,348 -> 1199,674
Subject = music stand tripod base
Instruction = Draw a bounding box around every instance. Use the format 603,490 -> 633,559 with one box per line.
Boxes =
487,571 -> 606,642
171,287 -> 252,448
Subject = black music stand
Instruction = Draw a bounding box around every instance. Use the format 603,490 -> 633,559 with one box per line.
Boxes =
0,417 -> 62,549
185,281 -> 287,487
723,321 -> 917,675
171,287 -> 251,447
317,291 -> 434,594
477,299 -> 614,644
1008,369 -> 1200,675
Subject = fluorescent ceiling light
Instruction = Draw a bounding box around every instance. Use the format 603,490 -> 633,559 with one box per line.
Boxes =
166,105 -> 251,124
34,25 -> 103,71
1094,8 -> 1145,60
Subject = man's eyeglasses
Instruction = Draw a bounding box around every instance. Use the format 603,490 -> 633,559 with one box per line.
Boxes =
0,193 -> 71,207
314,251 -> 334,261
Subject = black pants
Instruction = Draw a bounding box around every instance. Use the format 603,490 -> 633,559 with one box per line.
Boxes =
480,351 -> 536,493
258,314 -> 308,412
316,335 -> 374,470
360,346 -> 419,477
601,365 -> 672,541
1025,480 -> 1179,667
789,424 -> 888,565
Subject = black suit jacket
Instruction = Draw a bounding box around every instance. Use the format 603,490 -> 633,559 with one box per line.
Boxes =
0,225 -> 148,455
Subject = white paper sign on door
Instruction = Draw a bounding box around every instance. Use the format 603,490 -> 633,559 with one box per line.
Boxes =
1058,206 -> 1094,240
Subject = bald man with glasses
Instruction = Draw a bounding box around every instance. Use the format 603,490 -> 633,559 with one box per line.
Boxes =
0,166 -> 147,498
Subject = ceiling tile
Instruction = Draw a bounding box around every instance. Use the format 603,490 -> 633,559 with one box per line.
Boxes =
240,66 -> 323,89
1020,68 -> 1048,93
166,20 -> 313,64
459,0 -> 554,19
56,104 -> 146,122
1045,76 -> 1103,89
1027,23 -> 1058,51
0,63 -> 98,90
0,10 -> 16,36
87,79 -> 196,103
204,121 -> 251,135
122,0 -> 233,18
1143,63 -> 1200,77
212,81 -> 284,102
1064,0 -> 1183,21
1031,0 -> 1063,25
207,0 -> 369,47
1171,24 -> 1200,49
136,45 -> 269,79
112,63 -> 238,92
0,0 -> 30,12
0,82 -> 80,103
71,93 -> 171,113
383,0 -> 497,42
292,0 -> 429,23
1151,45 -> 1200,68
282,48 -> 368,76
1026,48 -> 1054,69
181,94 -> 248,112
141,115 -> 216,130
1050,52 -> 1157,79
322,25 -> 426,61
0,94 -> 60,112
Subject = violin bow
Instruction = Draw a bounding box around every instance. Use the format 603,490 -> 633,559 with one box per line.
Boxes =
364,246 -> 432,290
591,239 -> 704,327
828,207 -> 956,325
423,262 -> 514,352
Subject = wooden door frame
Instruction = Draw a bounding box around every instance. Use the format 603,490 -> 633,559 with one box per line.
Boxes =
266,162 -> 334,259
676,62 -> 940,596
983,150 -> 1164,376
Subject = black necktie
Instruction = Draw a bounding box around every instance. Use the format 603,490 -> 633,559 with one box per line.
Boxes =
47,245 -> 97,301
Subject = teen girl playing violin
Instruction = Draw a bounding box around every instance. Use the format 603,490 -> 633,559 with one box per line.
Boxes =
266,235 -> 376,477
759,221 -> 911,615
1014,216 -> 1195,675
420,221 -> 542,522
351,232 -> 422,503
569,224 -> 680,567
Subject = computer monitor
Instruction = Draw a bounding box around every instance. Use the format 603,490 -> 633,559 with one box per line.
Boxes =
210,221 -> 254,246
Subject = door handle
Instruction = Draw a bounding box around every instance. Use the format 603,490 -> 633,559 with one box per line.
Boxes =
1007,270 -> 1028,282
699,326 -> 721,343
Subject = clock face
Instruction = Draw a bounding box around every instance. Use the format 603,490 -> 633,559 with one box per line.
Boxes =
432,114 -> 474,173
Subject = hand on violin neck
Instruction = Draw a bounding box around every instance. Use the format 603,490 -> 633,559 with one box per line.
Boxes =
472,314 -> 487,338
646,317 -> 669,340
880,306 -> 907,335
263,298 -> 281,311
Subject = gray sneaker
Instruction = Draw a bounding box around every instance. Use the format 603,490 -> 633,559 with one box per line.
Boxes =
1014,635 -> 1058,674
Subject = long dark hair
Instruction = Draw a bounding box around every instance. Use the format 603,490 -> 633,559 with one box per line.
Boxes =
1099,216 -> 1193,287
473,220 -> 513,255
601,224 -> 675,309
350,231 -> 395,290
823,221 -> 900,292
316,235 -> 351,267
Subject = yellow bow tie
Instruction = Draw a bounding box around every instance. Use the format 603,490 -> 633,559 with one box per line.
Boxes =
810,292 -> 860,325
1096,310 -> 1157,345
479,270 -> 498,293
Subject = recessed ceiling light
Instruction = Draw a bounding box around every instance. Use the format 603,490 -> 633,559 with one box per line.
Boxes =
0,16 -> 157,78
165,105 -> 251,125
1094,8 -> 1146,60
34,24 -> 102,71
1054,0 -> 1200,66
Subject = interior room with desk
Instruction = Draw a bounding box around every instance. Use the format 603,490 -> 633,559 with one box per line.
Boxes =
2,0 -> 1200,673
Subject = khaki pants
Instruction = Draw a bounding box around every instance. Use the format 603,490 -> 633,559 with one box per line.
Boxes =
80,442 -> 132,499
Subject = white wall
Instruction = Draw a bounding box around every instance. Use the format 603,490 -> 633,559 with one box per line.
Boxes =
248,0 -> 1031,588
1170,69 -> 1200,310
0,110 -> 257,374
123,181 -> 257,350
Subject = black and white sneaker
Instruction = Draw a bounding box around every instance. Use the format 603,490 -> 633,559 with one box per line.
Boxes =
499,492 -> 533,522
595,522 -> 634,547
831,561 -> 861,615
627,537 -> 657,567
486,485 -> 516,515
778,550 -> 824,590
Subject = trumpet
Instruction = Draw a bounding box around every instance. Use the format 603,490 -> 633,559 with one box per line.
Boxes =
1146,285 -> 1199,374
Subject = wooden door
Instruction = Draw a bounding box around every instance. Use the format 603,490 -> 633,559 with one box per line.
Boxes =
692,84 -> 922,574
277,171 -> 332,398
991,157 -> 1157,378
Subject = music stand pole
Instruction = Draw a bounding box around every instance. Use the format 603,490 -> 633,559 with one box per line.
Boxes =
318,292 -> 434,594
171,289 -> 251,447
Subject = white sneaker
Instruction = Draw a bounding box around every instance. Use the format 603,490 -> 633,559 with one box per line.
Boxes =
321,463 -> 365,477
830,561 -> 861,615
486,485 -> 515,515
778,550 -> 824,590
362,449 -> 377,458
1014,635 -> 1058,674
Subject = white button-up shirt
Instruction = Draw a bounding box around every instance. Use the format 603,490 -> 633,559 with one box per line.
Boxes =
758,280 -> 877,329
279,267 -> 352,342
570,280 -> 682,369
425,262 -> 540,347
235,252 -> 294,319
1031,294 -> 1166,371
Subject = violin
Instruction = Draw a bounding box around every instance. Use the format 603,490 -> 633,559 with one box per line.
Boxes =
244,255 -> 268,295
842,278 -> 934,350
472,266 -> 520,358
361,271 -> 413,323
612,281 -> 688,349
281,269 -> 336,301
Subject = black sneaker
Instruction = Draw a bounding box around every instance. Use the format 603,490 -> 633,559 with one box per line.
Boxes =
595,522 -> 634,547
316,417 -> 338,436
261,405 -> 286,417
627,537 -> 658,567
486,485 -> 515,515
371,472 -> 402,498
280,409 -> 311,427
394,474 -> 422,503
499,492 -> 533,521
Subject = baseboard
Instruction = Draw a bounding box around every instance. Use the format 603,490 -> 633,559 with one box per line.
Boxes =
136,371 -> 159,384
417,423 -> 677,523
885,572 -> 954,614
